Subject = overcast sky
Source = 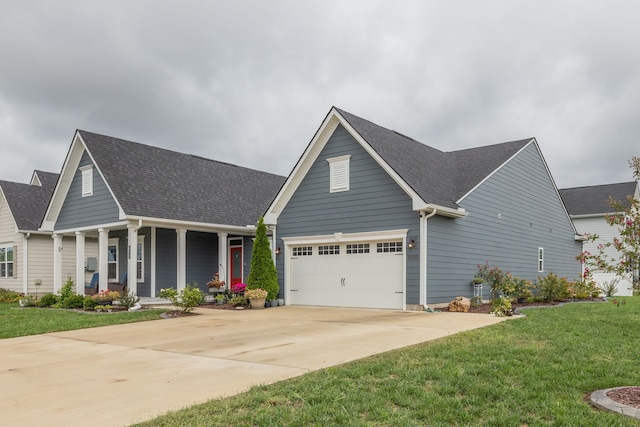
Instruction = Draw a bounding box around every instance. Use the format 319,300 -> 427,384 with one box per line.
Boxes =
1,1 -> 638,190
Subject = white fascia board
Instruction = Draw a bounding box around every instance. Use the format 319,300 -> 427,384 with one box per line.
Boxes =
265,108 -> 428,223
282,229 -> 409,245
417,203 -> 468,218
41,131 -> 126,231
570,213 -> 618,220
124,215 -> 258,235
53,220 -> 129,235
0,187 -> 19,232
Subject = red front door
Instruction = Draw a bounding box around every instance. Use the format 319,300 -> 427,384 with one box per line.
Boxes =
230,246 -> 243,286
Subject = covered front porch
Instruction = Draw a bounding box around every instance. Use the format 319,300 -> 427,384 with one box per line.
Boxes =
52,219 -> 257,297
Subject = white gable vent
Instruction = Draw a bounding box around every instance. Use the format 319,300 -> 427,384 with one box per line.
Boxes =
327,155 -> 351,193
79,165 -> 93,197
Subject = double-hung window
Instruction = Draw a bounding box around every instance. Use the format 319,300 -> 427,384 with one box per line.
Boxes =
0,244 -> 14,278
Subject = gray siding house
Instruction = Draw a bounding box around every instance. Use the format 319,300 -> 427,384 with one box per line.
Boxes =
41,130 -> 285,296
265,107 -> 581,309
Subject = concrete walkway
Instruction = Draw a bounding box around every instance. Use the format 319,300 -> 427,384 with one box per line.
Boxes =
0,306 -> 507,426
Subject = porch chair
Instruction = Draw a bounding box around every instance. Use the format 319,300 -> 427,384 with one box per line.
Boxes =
108,273 -> 127,293
84,272 -> 99,295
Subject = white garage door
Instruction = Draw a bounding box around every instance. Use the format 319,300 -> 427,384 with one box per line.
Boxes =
289,240 -> 404,309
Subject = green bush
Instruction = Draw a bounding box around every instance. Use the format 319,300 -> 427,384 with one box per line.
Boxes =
59,277 -> 75,300
229,294 -> 248,307
83,296 -> 98,310
39,293 -> 59,307
61,294 -> 85,309
491,296 -> 513,316
0,288 -> 22,303
569,279 -> 600,300
537,272 -> 570,302
246,217 -> 279,300
118,291 -> 140,310
158,285 -> 204,313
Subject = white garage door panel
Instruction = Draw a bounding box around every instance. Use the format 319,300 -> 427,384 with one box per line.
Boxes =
290,243 -> 403,309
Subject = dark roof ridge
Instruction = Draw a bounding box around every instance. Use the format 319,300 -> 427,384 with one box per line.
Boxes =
560,181 -> 637,191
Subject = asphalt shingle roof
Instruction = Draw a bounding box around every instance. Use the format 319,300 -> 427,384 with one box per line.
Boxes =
0,171 -> 59,231
336,108 -> 532,208
559,182 -> 638,216
78,131 -> 286,227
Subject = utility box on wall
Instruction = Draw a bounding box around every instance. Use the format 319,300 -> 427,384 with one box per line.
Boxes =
86,257 -> 97,272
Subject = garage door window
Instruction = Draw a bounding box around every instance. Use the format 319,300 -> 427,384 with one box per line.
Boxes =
377,242 -> 403,253
319,245 -> 340,255
293,246 -> 313,256
346,243 -> 370,254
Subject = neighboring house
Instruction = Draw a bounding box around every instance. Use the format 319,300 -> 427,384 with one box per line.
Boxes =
40,130 -> 285,297
559,181 -> 639,296
265,107 -> 581,310
0,170 -> 87,295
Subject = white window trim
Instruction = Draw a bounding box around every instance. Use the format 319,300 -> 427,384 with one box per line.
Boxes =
327,155 -> 351,193
108,238 -> 119,282
80,165 -> 93,197
0,243 -> 14,278
538,247 -> 544,273
137,236 -> 145,283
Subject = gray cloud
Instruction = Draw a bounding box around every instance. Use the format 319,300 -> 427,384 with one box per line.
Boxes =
1,0 -> 638,189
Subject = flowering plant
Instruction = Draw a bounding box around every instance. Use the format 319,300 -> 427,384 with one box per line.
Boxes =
207,273 -> 226,289
92,290 -> 120,301
245,288 -> 268,300
231,282 -> 246,294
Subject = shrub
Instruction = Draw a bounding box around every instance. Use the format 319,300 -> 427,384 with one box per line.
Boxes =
599,278 -> 620,297
118,291 -> 140,310
59,277 -> 75,301
569,279 -> 600,300
61,294 -> 85,309
246,217 -> 279,300
537,272 -> 570,302
39,293 -> 59,307
158,285 -> 204,313
229,294 -> 248,307
0,288 -> 22,303
19,295 -> 37,307
490,296 -> 513,317
83,296 -> 98,310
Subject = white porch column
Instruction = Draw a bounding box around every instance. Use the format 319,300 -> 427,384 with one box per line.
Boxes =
22,234 -> 29,294
176,228 -> 187,290
98,228 -> 109,293
75,231 -> 85,294
150,226 -> 156,297
53,234 -> 62,292
127,224 -> 139,295
218,232 -> 228,287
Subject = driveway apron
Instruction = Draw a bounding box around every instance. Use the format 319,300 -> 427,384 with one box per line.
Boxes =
0,306 -> 507,426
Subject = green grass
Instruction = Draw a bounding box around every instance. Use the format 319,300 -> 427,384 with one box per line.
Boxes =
0,302 -> 166,339
134,298 -> 640,426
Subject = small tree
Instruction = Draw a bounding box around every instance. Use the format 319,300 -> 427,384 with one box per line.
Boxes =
246,217 -> 279,300
578,156 -> 640,290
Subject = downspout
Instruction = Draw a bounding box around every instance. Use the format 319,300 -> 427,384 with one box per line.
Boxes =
23,233 -> 30,294
421,209 -> 437,311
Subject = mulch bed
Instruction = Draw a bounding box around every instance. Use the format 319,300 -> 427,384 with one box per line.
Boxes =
607,387 -> 640,410
441,298 -> 606,314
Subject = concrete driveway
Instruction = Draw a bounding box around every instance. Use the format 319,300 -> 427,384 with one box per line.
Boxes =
0,306 -> 507,426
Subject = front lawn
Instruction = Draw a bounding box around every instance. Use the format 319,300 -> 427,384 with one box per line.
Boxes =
135,298 -> 640,426
0,302 -> 167,339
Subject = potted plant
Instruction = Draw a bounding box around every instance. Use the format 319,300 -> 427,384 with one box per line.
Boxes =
214,293 -> 226,305
245,288 -> 268,310
92,290 -> 120,305
206,273 -> 225,292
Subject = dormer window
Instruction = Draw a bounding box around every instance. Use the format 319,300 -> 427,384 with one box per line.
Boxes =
80,165 -> 93,197
327,155 -> 351,193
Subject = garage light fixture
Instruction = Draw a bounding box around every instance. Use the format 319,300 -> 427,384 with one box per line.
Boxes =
408,239 -> 415,249
275,247 -> 281,255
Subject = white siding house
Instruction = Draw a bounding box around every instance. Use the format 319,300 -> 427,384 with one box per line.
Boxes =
560,182 -> 639,297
